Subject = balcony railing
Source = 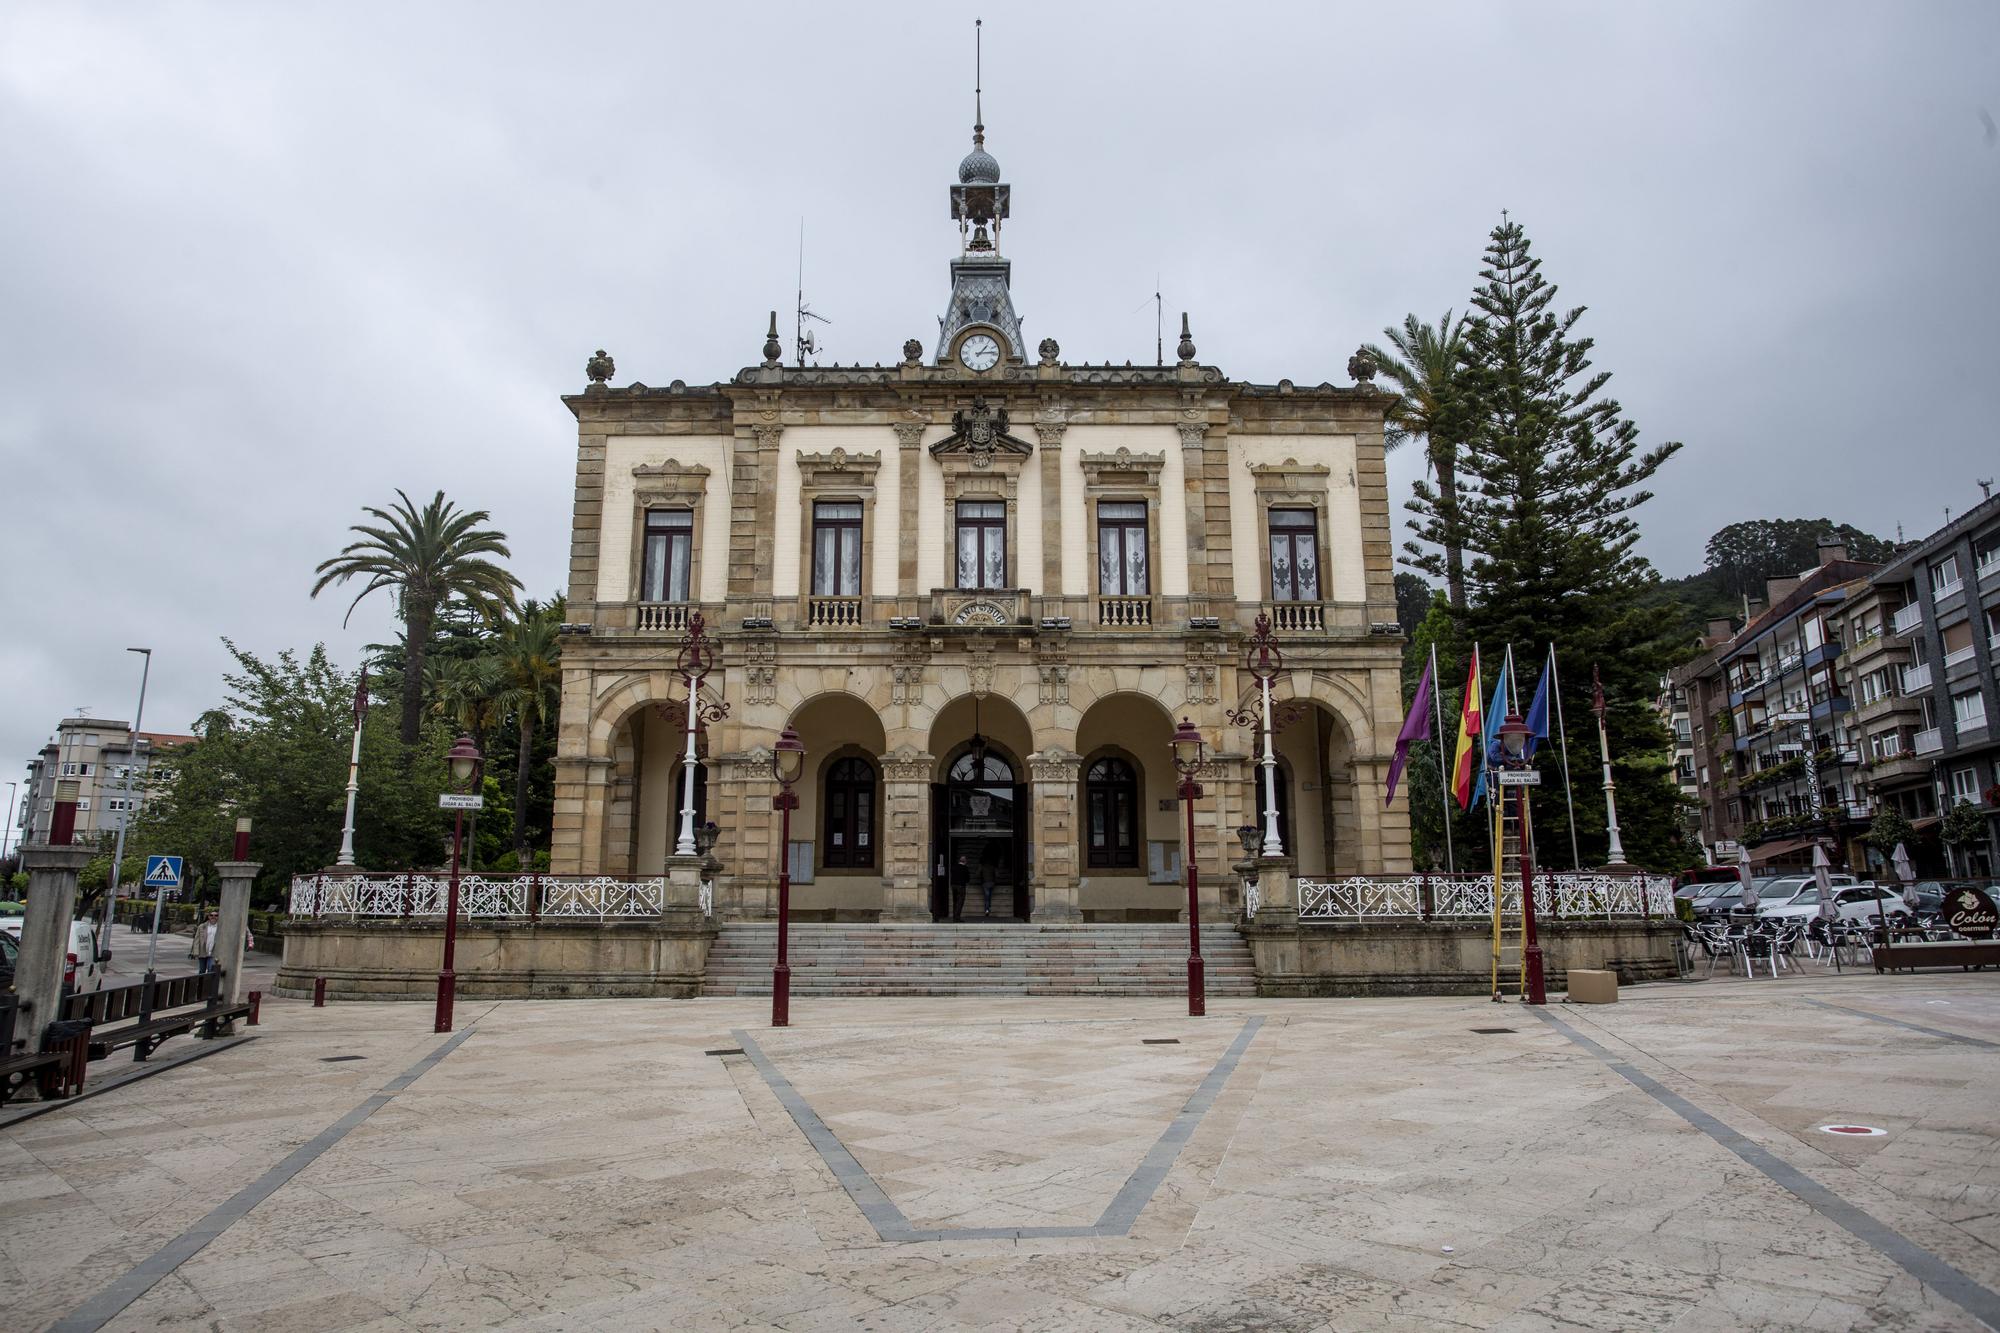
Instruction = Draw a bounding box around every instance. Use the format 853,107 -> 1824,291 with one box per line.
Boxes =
1914,727 -> 1943,756
1095,596 -> 1153,628
290,873 -> 672,920
1270,601 -> 1325,632
1296,872 -> 1676,922
1892,602 -> 1925,636
1935,578 -> 1964,601
1945,644 -> 1977,670
807,596 -> 864,628
635,602 -> 691,632
1902,661 -> 1933,692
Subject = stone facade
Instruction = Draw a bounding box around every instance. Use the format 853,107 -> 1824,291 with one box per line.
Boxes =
550,135 -> 1411,924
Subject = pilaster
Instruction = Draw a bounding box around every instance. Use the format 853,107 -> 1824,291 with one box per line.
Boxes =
1029,747 -> 1082,921
1035,405 -> 1067,598
881,747 -> 936,921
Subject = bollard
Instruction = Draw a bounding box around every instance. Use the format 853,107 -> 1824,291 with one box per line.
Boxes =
247,991 -> 262,1026
313,977 -> 327,1007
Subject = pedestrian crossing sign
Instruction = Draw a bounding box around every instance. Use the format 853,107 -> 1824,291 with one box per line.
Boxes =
143,855 -> 184,891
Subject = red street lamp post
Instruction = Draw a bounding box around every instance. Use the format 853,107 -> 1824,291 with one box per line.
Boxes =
770,725 -> 806,1028
435,735 -> 483,1034
1495,712 -> 1546,1005
1172,716 -> 1209,1018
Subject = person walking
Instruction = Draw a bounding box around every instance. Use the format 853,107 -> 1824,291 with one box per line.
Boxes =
950,851 -> 970,922
978,851 -> 997,919
196,910 -> 219,974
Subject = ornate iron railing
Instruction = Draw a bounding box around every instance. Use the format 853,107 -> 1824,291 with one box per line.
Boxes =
290,873 -> 665,921
1296,872 -> 1676,922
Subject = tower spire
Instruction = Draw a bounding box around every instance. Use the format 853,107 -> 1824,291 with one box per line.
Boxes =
974,18 -> 983,145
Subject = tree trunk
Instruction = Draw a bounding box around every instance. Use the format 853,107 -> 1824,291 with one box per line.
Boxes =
514,709 -> 534,866
1434,445 -> 1468,609
399,600 -> 434,745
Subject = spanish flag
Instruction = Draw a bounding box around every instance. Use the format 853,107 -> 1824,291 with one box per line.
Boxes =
1450,646 -> 1482,809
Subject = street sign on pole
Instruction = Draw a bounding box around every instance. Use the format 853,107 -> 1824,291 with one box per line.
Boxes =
142,855 -> 184,891
1499,771 -> 1543,786
439,793 -> 485,811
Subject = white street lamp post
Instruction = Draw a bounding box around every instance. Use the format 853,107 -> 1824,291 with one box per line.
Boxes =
336,668 -> 370,866
105,647 -> 151,944
673,613 -> 725,858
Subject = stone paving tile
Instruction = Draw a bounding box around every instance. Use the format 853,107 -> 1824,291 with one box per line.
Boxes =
12,979 -> 2000,1329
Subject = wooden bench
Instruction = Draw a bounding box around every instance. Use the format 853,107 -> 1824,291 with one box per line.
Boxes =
0,996 -> 89,1105
60,971 -> 257,1063
1873,939 -> 2000,973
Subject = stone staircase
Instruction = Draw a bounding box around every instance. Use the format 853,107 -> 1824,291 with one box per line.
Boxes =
700,923 -> 1260,997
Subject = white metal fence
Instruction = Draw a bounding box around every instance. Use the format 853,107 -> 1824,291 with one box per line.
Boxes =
1296,872 -> 1676,922
290,873 -> 669,921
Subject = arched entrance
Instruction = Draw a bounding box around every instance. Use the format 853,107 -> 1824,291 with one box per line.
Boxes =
928,693 -> 1033,922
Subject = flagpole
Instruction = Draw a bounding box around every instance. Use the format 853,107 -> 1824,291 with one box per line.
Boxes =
1504,644 -> 1520,716
1431,642 -> 1454,875
1549,644 -> 1582,870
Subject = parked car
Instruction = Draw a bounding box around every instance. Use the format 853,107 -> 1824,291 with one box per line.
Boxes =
1750,874 -> 1858,917
1763,883 -> 1905,929
0,931 -> 17,990
1693,877 -> 1784,919
1901,880 -> 1960,914
0,917 -> 111,995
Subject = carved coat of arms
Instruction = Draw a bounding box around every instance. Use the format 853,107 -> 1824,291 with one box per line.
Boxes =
930,396 -> 1032,469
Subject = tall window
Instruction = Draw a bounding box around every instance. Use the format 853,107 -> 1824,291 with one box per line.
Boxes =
1096,502 -> 1149,595
1085,756 -> 1139,868
1268,508 -> 1320,601
1950,766 -> 1979,802
1931,554 -> 1961,593
812,501 -> 863,596
823,756 -> 876,868
1952,689 -> 1988,732
641,508 -> 693,602
956,500 -> 1007,589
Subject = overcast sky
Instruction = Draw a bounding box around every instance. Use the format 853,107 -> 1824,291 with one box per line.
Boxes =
4,1 -> 1997,838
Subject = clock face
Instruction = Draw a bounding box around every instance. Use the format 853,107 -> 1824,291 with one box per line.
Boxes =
959,333 -> 1001,371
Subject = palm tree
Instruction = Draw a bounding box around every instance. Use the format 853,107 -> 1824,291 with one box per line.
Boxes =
311,490 -> 521,744
494,601 -> 562,866
1364,311 -> 1470,608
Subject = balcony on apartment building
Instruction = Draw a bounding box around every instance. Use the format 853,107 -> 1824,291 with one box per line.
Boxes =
1892,602 -> 1925,636
1901,660 -> 1934,693
1913,727 -> 1944,756
1980,545 -> 2000,591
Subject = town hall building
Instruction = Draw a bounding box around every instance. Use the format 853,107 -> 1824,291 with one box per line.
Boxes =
549,109 -> 1413,924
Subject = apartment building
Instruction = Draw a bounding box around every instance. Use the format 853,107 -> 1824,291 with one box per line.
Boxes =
18,715 -> 192,847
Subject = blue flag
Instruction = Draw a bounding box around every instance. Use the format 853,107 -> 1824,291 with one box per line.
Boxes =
1471,654 -> 1511,806
1523,662 -> 1551,762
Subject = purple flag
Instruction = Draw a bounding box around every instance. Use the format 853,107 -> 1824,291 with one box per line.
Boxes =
1384,656 -> 1436,805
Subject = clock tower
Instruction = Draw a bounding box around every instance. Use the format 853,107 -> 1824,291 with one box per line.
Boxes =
937,58 -> 1024,369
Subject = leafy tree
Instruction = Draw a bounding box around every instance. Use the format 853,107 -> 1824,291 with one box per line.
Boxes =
1394,573 -> 1433,641
494,600 -> 563,865
1367,311 -> 1472,607
1703,519 -> 1892,604
1942,801 -> 1987,853
311,490 -> 522,745
1408,217 -> 1691,870
1867,807 -> 1916,854
127,642 -> 452,908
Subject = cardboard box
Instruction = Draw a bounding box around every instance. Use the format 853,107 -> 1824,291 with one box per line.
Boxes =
1567,969 -> 1618,1004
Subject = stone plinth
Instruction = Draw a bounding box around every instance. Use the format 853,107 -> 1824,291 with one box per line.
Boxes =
1241,919 -> 1681,997
277,918 -> 717,1000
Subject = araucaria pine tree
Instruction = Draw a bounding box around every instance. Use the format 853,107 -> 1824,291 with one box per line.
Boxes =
1412,218 -> 1691,868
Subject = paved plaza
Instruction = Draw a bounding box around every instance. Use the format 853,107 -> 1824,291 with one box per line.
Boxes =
7,973 -> 2000,1331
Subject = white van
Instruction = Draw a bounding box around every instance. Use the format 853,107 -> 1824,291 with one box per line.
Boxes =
0,917 -> 111,994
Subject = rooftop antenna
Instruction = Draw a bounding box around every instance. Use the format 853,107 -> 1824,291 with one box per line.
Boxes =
974,18 -> 983,143
1155,279 -> 1163,365
1980,478 -> 1994,500
795,219 -> 829,367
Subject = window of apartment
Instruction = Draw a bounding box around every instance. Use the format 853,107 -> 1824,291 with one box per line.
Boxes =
955,501 -> 1007,589
1095,502 -> 1150,596
1953,689 -> 1989,732
1931,554 -> 1962,594
76,798 -> 91,812
1951,766 -> 1979,802
1727,800 -> 1741,821
811,502 -> 863,597
1870,730 -> 1903,759
1268,508 -> 1321,602
1986,605 -> 2000,643
1086,755 -> 1140,868
1944,620 -> 1974,663
1804,617 -> 1825,651
1978,538 -> 2000,574
821,756 -> 876,869
640,508 -> 693,603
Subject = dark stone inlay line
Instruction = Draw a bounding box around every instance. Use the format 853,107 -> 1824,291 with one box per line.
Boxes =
50,1021 -> 484,1333
733,1015 -> 1264,1242
1803,998 -> 2000,1050
1535,1007 -> 2000,1332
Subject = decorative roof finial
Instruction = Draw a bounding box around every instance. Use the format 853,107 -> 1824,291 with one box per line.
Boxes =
974,18 -> 984,145
761,311 -> 782,367
1176,312 -> 1196,364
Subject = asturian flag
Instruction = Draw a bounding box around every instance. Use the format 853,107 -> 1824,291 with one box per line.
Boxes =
1450,647 -> 1482,810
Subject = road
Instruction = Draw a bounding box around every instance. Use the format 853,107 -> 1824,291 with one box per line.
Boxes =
94,917 -> 282,992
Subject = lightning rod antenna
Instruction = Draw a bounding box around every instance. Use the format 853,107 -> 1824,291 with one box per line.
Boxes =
974,19 -> 983,141
1155,280 -> 1162,365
